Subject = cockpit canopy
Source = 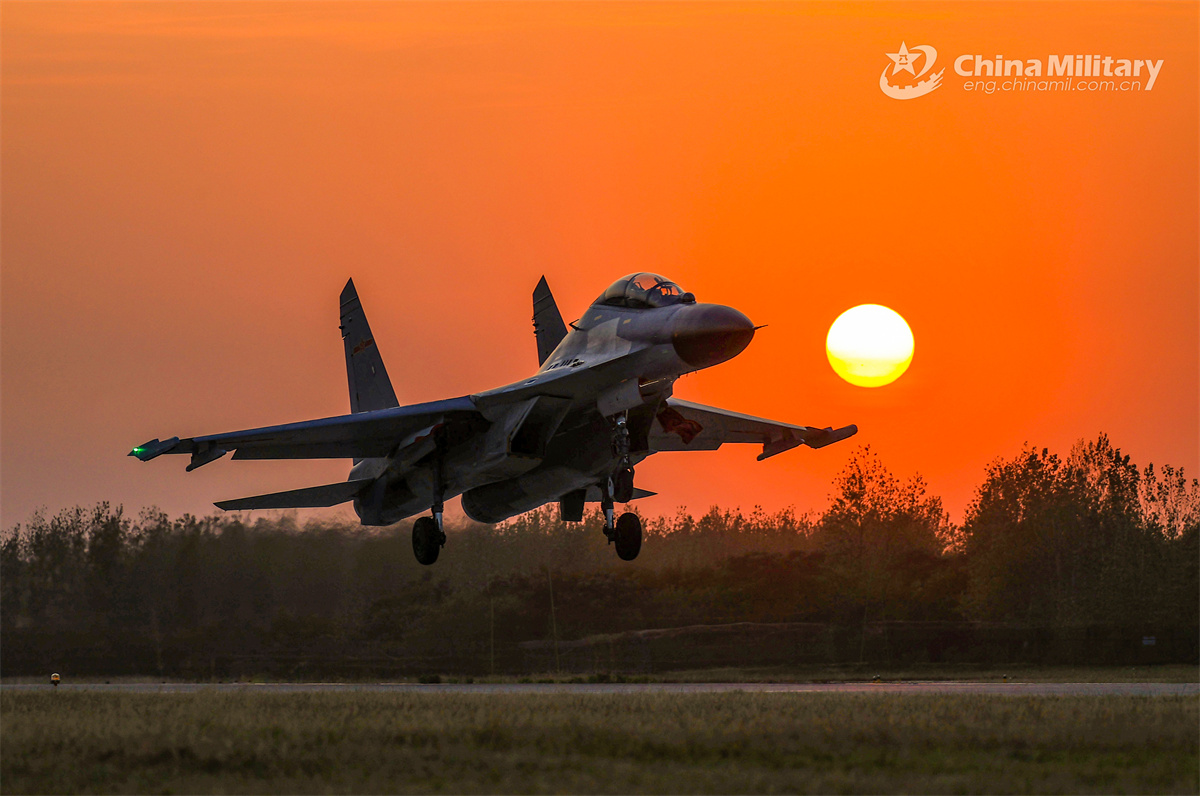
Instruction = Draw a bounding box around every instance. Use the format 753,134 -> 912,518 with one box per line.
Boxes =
596,273 -> 695,309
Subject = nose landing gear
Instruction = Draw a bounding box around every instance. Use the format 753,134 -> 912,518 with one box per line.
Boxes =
599,411 -> 641,559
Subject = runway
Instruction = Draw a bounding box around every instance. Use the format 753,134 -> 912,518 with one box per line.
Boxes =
4,681 -> 1196,696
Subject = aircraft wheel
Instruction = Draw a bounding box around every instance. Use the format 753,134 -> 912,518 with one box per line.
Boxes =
412,516 -> 441,566
613,466 -> 635,504
614,512 -> 642,561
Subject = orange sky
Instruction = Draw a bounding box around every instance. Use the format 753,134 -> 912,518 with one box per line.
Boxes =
2,2 -> 1197,529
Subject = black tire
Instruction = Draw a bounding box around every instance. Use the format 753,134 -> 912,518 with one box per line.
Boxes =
613,466 -> 635,504
412,516 -> 441,566
614,512 -> 642,561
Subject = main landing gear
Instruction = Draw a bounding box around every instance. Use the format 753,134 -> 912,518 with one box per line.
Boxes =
413,430 -> 448,566
412,514 -> 444,566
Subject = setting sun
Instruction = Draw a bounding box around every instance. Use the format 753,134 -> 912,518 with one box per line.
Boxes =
826,305 -> 914,387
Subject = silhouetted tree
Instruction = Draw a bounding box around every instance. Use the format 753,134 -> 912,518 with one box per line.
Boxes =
2,434 -> 1194,676
813,446 -> 955,622
962,434 -> 1198,626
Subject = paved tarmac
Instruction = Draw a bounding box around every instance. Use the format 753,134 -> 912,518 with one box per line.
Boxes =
4,681 -> 1196,696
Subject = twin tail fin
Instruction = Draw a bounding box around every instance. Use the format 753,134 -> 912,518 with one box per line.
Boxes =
340,279 -> 399,414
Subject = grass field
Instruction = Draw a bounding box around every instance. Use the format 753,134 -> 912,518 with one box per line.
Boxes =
2,691 -> 1197,794
633,663 -> 1200,684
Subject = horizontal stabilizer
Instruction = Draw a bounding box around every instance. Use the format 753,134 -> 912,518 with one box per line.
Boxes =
215,478 -> 374,511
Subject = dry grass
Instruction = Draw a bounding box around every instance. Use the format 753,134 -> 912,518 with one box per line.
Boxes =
650,663 -> 1200,684
2,690 -> 1196,794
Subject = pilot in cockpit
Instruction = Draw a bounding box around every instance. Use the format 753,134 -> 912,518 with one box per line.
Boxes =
598,273 -> 695,309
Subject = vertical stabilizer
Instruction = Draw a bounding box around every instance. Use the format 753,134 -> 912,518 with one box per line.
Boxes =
340,279 -> 399,414
533,276 -> 568,365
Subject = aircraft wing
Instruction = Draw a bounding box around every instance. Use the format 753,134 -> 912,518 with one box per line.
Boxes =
129,395 -> 480,468
649,398 -> 857,460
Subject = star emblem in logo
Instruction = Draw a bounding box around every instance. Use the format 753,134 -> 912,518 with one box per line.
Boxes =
886,42 -> 921,76
879,42 -> 944,100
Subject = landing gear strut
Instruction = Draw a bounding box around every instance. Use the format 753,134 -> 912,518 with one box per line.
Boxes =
413,428 -> 449,566
610,412 -> 635,504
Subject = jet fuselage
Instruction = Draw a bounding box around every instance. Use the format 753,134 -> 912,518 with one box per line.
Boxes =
350,298 -> 754,525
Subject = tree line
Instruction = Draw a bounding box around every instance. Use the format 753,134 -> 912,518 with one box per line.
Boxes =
2,434 -> 1196,677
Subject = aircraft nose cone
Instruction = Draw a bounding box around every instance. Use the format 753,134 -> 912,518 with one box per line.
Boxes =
672,304 -> 755,368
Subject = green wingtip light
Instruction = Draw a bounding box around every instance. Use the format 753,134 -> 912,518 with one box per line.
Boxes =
132,447 -> 143,456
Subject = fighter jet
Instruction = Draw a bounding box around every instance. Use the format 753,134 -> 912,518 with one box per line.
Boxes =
130,274 -> 857,564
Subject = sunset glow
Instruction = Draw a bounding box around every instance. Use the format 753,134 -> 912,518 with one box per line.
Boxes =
1,2 -> 1196,526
